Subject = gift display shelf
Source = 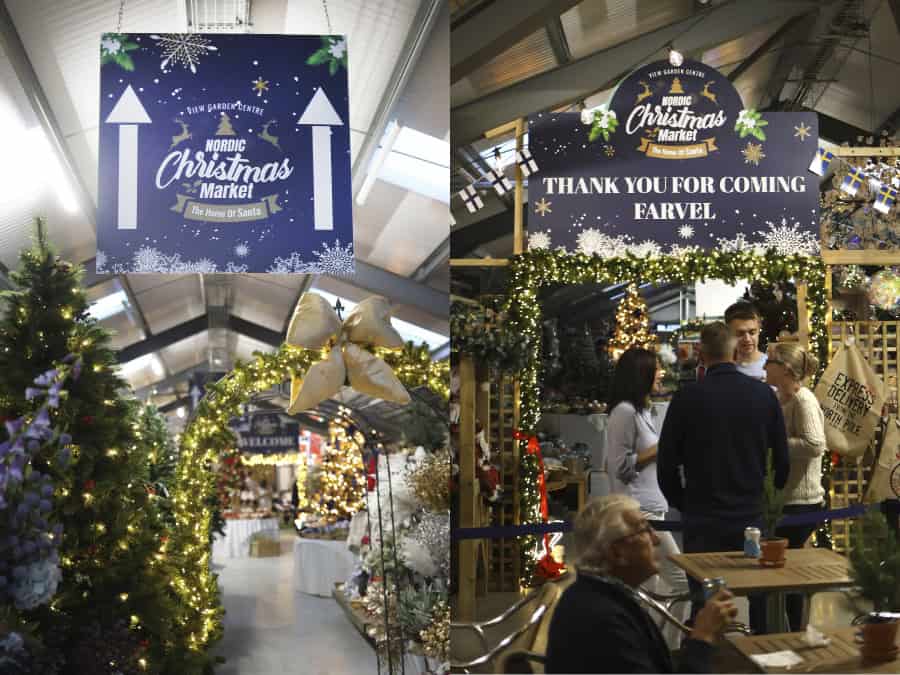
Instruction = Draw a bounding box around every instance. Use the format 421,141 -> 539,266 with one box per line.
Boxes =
332,583 -> 376,649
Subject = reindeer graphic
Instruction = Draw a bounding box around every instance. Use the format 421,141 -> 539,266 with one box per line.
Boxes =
701,81 -> 717,105
169,118 -> 191,150
258,120 -> 281,151
635,80 -> 652,104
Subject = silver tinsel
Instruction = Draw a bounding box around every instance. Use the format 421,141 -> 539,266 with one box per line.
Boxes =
403,511 -> 450,579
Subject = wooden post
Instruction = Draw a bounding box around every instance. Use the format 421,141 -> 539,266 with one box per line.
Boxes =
513,118 -> 525,255
457,355 -> 477,621
474,364 -> 491,596
825,268 -> 833,359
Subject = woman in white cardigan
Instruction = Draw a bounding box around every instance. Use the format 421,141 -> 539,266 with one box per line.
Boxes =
764,342 -> 827,631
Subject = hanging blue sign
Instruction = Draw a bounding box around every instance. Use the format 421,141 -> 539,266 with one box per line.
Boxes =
527,60 -> 820,257
235,413 -> 299,455
97,33 -> 353,274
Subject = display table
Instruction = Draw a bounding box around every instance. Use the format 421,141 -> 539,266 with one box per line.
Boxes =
293,537 -> 357,596
725,626 -> 899,673
212,517 -> 280,559
670,548 -> 852,633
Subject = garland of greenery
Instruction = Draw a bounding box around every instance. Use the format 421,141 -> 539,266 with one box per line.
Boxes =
450,300 -> 532,374
169,342 -> 447,653
503,248 -> 828,584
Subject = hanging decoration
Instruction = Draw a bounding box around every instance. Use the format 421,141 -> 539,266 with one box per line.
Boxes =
868,269 -> 900,311
457,184 -> 484,214
516,148 -> 539,177
284,294 -> 411,413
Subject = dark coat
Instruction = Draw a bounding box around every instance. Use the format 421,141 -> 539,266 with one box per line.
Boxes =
657,362 -> 790,525
545,574 -> 712,673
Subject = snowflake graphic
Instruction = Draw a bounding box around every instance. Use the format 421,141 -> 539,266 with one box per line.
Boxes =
755,218 -> 819,255
628,240 -> 662,259
101,37 -> 122,56
127,246 -> 221,273
669,244 -> 699,257
528,231 -> 552,250
742,141 -> 766,166
267,253 -> 306,274
716,233 -> 752,253
177,258 -> 218,274
133,246 -> 170,273
225,262 -> 249,273
678,225 -> 695,239
150,34 -> 218,74
95,250 -> 108,274
329,39 -> 347,59
576,228 -> 631,258
307,239 -> 354,275
234,243 -> 251,258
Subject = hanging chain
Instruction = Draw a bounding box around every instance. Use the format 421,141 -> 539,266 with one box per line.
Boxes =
116,0 -> 125,33
321,0 -> 333,34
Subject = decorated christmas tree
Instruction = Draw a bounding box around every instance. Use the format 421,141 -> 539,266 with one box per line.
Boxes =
0,220 -> 191,673
609,284 -> 655,359
312,424 -> 364,522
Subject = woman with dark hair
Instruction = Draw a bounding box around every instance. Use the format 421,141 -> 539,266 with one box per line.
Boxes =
606,348 -> 688,619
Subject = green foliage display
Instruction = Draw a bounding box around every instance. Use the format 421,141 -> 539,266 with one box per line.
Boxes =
0,221 -> 194,674
450,299 -> 531,374
762,449 -> 787,538
849,510 -> 900,612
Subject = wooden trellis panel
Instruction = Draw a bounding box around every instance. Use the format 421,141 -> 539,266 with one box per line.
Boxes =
827,321 -> 897,552
488,375 -> 521,592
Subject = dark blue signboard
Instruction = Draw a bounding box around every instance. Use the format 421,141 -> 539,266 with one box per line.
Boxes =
97,33 -> 353,274
527,60 -> 820,256
235,413 -> 299,455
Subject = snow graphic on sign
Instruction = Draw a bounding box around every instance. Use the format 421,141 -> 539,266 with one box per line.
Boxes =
97,33 -> 354,274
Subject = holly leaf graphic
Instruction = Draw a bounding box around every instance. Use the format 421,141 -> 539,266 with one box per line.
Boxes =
307,49 -> 329,65
329,59 -> 338,76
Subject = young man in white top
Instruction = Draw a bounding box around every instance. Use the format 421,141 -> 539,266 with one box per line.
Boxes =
725,301 -> 767,381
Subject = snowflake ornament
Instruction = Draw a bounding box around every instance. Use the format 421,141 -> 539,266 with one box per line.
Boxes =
150,34 -> 218,74
755,218 -> 819,256
101,37 -> 122,56
678,224 -> 695,239
628,240 -> 662,259
528,231 -> 552,250
576,228 -> 630,258
742,141 -> 766,166
308,239 -> 354,275
329,39 -> 347,59
95,250 -> 108,274
716,233 -> 752,253
234,243 -> 250,258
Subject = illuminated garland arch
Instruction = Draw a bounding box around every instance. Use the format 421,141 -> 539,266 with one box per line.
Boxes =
168,341 -> 448,655
504,248 -> 828,583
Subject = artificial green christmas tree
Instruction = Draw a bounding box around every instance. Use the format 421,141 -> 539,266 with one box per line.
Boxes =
0,221 -> 200,674
313,425 -> 364,522
609,284 -> 655,359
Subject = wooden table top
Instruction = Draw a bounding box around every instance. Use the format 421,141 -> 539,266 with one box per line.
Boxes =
726,626 -> 900,673
669,548 -> 852,595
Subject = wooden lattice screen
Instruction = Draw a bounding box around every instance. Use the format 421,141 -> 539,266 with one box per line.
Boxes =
488,376 -> 521,592
827,321 -> 896,552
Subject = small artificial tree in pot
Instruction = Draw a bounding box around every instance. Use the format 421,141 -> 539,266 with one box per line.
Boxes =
760,448 -> 788,567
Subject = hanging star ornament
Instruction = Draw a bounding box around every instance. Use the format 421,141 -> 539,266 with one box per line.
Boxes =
534,198 -> 552,216
251,77 -> 269,97
742,141 -> 766,166
793,122 -> 811,141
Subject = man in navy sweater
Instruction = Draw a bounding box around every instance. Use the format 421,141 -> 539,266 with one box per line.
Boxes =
658,321 -> 789,633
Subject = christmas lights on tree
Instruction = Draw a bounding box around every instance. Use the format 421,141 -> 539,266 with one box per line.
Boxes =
313,425 -> 364,522
609,283 -> 655,359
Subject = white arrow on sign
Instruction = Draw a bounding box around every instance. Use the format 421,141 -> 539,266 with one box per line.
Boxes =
105,85 -> 152,230
297,88 -> 344,231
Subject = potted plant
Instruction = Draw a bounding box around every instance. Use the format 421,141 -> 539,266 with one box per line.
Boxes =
760,449 -> 788,567
849,510 -> 900,661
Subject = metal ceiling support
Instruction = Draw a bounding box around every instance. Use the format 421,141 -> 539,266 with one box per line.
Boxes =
451,208 -> 515,257
205,275 -> 232,371
350,0 -> 443,195
227,314 -> 282,348
451,0 -> 580,83
159,397 -> 192,414
544,16 -> 572,66
351,259 -> 448,319
117,314 -> 208,364
0,2 -> 97,230
412,236 -> 450,282
280,275 -> 314,337
727,14 -> 810,85
134,365 -> 207,400
451,0 -> 819,146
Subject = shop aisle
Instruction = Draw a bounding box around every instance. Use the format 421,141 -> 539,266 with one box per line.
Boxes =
212,533 -> 374,675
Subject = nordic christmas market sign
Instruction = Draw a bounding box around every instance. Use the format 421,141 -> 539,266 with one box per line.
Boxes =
97,33 -> 353,274
527,59 -> 820,256
235,413 -> 300,455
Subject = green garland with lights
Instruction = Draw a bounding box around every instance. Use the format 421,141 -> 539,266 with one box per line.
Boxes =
171,343 -> 448,655
503,248 -> 829,584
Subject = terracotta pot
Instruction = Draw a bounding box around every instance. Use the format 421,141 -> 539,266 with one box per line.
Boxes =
861,619 -> 899,662
759,537 -> 788,567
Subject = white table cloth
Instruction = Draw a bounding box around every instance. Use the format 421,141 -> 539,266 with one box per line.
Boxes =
212,517 -> 280,559
293,537 -> 357,596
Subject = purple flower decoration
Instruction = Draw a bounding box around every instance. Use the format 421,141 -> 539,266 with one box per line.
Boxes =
38,500 -> 51,513
33,369 -> 58,387
4,418 -> 24,437
40,484 -> 53,498
72,359 -> 83,380
0,441 -> 8,457
47,384 -> 61,408
25,387 -> 44,401
63,353 -> 77,363
58,433 -> 72,447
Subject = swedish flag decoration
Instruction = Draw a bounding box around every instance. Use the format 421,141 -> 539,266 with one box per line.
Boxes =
840,167 -> 866,197
458,184 -> 484,214
874,184 -> 898,215
808,147 -> 834,176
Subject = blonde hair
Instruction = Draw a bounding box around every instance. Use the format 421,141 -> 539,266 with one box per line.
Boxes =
768,342 -> 819,381
570,494 -> 641,572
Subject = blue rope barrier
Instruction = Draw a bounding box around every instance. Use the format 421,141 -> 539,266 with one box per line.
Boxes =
451,502 -> 881,541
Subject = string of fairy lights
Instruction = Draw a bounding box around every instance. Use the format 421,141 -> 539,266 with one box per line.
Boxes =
170,342 -> 448,651
503,247 -> 829,581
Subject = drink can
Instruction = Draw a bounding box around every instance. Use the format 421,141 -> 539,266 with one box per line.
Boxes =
744,526 -> 761,558
702,577 -> 727,600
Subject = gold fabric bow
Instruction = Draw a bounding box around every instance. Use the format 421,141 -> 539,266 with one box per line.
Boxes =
285,293 -> 412,413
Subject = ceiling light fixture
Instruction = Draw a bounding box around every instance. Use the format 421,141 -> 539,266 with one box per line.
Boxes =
356,120 -> 402,206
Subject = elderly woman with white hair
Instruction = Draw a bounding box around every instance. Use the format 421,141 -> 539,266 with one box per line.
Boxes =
545,495 -> 737,674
